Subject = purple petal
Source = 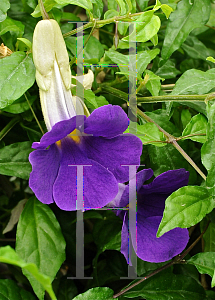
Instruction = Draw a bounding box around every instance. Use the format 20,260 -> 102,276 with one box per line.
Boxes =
117,169 -> 154,209
29,144 -> 60,204
32,115 -> 86,150
83,134 -> 142,183
134,215 -> 189,263
81,105 -> 129,138
137,169 -> 189,218
53,138 -> 119,210
139,169 -> 189,195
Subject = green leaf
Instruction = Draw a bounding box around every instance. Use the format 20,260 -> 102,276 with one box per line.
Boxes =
182,114 -> 207,143
161,0 -> 211,60
0,141 -> 32,180
181,108 -> 192,129
188,252 -> 215,284
201,101 -> 215,175
95,95 -> 109,107
3,199 -> 27,234
181,36 -> 211,61
55,0 -> 92,14
171,69 -> 215,95
126,122 -> 166,146
206,290 -> 215,300
71,80 -> 98,109
161,4 -> 173,18
115,0 -> 126,15
123,272 -> 206,299
93,215 -> 122,252
202,102 -> 215,190
72,287 -> 115,300
84,89 -> 98,109
16,197 -> 66,300
84,35 -> 104,61
0,0 -> 10,22
137,48 -> 160,76
0,52 -> 35,109
154,58 -> 181,79
2,95 -> 36,114
0,279 -> 36,300
56,277 -> 78,300
207,56 -> 215,63
157,186 -> 215,237
92,0 -> 104,19
85,95 -> 109,109
137,257 -> 167,277
105,49 -> 129,73
137,0 -> 149,11
145,70 -> 164,96
104,9 -> 119,19
212,272 -> 215,288
123,14 -> 161,43
145,110 -> 181,136
0,246 -> 56,300
203,222 -> 215,252
0,16 -> 24,35
17,37 -> 32,50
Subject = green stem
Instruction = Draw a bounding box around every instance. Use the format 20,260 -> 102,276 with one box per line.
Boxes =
100,86 -> 213,103
24,93 -> 44,135
0,116 -> 21,141
172,140 -> 207,181
136,108 -> 207,181
63,11 -> 146,38
38,0 -> 49,19
137,94 -> 210,103
176,133 -> 206,141
112,221 -> 210,299
100,86 -> 128,101
70,19 -> 98,66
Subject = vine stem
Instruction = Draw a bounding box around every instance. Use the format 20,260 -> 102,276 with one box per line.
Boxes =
38,0 -> 49,19
0,116 -> 21,141
112,221 -> 210,299
70,19 -> 98,66
24,93 -> 44,135
137,94 -> 213,103
137,108 -> 207,181
99,85 -> 213,103
172,140 -> 206,181
63,11 -> 149,38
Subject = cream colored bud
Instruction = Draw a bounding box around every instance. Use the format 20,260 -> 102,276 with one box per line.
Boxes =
72,69 -> 94,90
32,19 -> 71,91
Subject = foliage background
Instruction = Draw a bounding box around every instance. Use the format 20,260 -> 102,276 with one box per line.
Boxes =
1,0 -> 215,299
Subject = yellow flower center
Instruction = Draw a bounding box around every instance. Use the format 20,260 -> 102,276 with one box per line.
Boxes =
68,129 -> 81,144
55,129 -> 81,147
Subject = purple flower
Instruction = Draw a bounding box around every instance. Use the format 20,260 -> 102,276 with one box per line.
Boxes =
110,168 -> 190,263
29,105 -> 142,211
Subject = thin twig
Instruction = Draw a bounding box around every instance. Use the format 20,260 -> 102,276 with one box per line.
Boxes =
24,93 -> 44,135
137,108 -> 207,181
0,116 -> 21,141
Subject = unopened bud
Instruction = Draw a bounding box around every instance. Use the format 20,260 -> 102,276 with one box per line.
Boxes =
32,19 -> 71,91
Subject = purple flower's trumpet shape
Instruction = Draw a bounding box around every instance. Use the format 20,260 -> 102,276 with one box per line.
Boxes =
29,19 -> 142,210
109,169 -> 190,263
